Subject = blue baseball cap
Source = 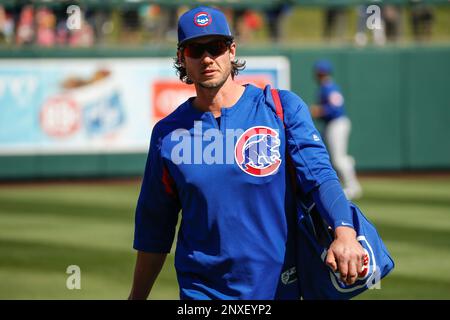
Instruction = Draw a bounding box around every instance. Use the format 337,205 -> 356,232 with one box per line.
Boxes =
314,60 -> 333,75
177,6 -> 233,47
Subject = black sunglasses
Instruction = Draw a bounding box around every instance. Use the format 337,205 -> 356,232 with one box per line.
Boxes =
182,39 -> 232,59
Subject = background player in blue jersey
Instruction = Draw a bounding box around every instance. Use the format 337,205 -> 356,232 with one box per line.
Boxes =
129,6 -> 366,300
310,60 -> 362,200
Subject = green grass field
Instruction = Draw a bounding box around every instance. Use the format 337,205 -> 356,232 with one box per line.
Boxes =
0,176 -> 449,300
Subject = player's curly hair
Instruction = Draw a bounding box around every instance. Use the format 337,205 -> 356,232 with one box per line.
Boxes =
173,41 -> 246,85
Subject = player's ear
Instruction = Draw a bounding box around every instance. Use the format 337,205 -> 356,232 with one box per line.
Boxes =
229,42 -> 236,62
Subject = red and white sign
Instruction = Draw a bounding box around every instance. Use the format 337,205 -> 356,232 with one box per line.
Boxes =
40,96 -> 81,138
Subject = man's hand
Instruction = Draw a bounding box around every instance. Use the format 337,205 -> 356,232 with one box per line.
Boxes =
325,226 -> 366,285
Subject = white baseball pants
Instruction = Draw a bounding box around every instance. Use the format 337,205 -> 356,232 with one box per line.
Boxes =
324,117 -> 362,200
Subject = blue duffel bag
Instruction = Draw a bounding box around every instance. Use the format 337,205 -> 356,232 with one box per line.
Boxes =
295,200 -> 395,300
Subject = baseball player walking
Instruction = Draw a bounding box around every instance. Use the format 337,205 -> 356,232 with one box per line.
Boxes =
129,6 -> 365,300
310,60 -> 363,200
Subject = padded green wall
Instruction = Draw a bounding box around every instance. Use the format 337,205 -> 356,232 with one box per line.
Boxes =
285,46 -> 449,171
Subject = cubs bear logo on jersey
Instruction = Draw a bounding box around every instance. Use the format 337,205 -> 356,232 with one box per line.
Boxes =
235,126 -> 282,177
329,91 -> 344,107
194,12 -> 212,27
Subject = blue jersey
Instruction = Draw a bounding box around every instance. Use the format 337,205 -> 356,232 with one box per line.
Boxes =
134,84 -> 343,299
317,80 -> 346,123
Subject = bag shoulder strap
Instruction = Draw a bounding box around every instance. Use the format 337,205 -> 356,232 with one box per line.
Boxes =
271,88 -> 315,206
271,88 -> 333,243
271,88 -> 285,125
270,88 -> 299,195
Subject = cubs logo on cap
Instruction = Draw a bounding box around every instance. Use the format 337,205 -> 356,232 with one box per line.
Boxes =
178,6 -> 233,46
194,12 -> 212,27
235,126 -> 282,177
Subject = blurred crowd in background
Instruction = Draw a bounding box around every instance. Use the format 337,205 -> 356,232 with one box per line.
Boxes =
0,1 -> 444,48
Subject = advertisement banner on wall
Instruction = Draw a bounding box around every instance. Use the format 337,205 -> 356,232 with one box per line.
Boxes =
0,57 -> 290,155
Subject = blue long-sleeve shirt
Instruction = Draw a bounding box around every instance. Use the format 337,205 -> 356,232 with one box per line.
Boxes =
134,84 -> 352,300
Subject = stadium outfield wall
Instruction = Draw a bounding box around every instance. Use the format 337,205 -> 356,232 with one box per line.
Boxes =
0,45 -> 448,179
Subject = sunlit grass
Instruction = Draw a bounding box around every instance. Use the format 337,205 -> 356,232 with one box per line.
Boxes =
0,176 -> 449,299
